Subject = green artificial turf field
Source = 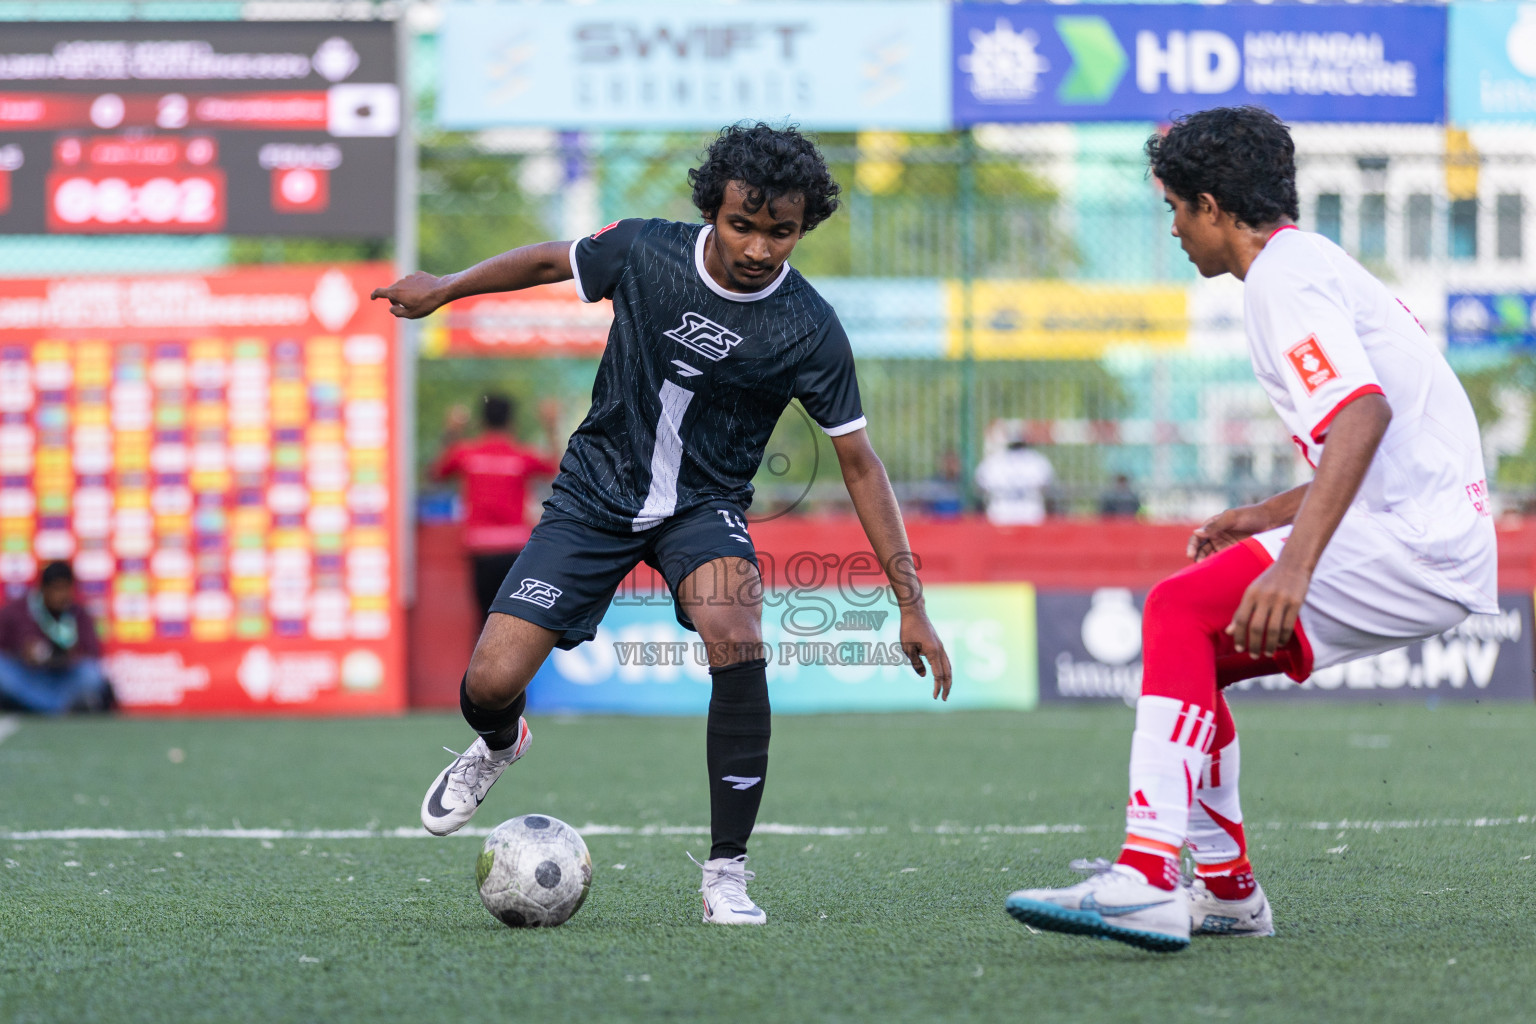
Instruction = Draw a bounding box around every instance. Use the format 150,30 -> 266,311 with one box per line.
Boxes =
2,703 -> 1534,1023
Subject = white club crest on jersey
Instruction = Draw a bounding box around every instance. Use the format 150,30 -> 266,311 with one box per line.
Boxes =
508,578 -> 562,609
664,312 -> 743,362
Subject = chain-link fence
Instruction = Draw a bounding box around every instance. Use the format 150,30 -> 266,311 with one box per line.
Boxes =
418,127 -> 1536,518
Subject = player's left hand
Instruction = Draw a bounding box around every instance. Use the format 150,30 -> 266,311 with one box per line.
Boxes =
900,609 -> 952,701
1227,559 -> 1311,658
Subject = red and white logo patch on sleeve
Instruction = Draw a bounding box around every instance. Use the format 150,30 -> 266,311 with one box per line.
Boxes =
591,221 -> 620,239
1284,335 -> 1339,395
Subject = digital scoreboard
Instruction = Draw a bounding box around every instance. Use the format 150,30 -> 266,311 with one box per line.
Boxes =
0,23 -> 398,238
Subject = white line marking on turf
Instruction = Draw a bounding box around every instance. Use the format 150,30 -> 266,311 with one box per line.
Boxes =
0,824 -> 892,841
0,716 -> 19,746
0,816 -> 1530,842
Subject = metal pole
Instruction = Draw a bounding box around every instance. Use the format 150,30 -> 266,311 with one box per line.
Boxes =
958,129 -> 978,510
394,10 -> 419,607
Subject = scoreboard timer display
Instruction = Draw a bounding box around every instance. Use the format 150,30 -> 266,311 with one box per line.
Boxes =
0,23 -> 398,238
0,264 -> 405,714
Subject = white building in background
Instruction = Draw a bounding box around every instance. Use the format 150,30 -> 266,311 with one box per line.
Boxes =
972,120 -> 1536,516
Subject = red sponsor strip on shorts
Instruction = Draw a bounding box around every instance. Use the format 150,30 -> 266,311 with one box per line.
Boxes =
1309,384 -> 1385,444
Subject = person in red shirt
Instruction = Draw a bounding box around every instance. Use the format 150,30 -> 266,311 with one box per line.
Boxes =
0,561 -> 112,714
431,393 -> 562,618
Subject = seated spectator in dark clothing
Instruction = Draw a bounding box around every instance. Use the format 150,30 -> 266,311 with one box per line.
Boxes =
0,562 -> 111,714
1098,474 -> 1142,518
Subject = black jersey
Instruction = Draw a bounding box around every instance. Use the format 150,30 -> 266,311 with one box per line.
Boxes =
548,218 -> 865,532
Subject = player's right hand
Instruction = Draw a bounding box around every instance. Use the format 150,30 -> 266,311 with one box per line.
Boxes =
900,608 -> 953,702
370,271 -> 447,319
1187,504 -> 1271,562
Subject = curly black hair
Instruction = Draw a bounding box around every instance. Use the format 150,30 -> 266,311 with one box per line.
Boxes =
689,122 -> 841,232
1146,106 -> 1299,227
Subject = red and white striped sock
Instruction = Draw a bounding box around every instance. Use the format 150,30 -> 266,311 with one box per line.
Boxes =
1116,542 -> 1299,893
1116,694 -> 1215,891
1188,693 -> 1256,900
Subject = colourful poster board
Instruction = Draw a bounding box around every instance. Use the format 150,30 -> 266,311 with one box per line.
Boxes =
0,263 -> 405,713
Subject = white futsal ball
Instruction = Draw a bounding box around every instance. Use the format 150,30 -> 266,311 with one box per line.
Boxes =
476,814 -> 592,928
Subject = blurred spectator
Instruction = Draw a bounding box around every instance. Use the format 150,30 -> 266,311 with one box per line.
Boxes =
975,424 -> 1054,525
432,394 -> 562,618
0,562 -> 112,714
433,393 -> 565,617
926,447 -> 964,516
1099,474 -> 1142,518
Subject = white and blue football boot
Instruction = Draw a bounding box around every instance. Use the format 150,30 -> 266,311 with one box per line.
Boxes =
1005,858 -> 1190,953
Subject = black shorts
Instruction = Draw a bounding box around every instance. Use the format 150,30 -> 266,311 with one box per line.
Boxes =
487,500 -> 758,650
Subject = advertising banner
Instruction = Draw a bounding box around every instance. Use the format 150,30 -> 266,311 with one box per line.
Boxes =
953,4 -> 1446,125
439,1 -> 952,130
0,23 -> 398,237
421,281 -> 613,358
1449,2 -> 1536,123
0,264 -> 406,714
946,280 -> 1187,358
1448,291 -> 1536,350
525,582 -> 1036,715
813,279 -> 947,359
1037,588 -> 1534,703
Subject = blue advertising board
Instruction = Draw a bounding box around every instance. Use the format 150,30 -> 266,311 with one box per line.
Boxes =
439,1 -> 952,130
1449,2 -> 1536,123
524,583 -> 1037,715
811,279 -> 947,358
953,4 -> 1446,124
1447,292 -> 1536,350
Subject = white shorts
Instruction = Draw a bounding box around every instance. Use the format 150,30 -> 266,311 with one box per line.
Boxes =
1252,512 -> 1472,672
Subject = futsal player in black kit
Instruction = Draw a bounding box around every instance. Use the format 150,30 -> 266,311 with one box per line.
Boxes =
372,124 -> 951,924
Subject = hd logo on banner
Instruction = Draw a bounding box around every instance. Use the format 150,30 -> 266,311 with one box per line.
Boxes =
953,4 -> 1446,124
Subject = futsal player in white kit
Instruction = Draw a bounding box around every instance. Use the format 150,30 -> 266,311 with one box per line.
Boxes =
1004,106 -> 1498,952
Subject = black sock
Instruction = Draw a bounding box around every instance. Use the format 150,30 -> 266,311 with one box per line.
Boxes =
459,674 -> 527,752
706,658 -> 770,860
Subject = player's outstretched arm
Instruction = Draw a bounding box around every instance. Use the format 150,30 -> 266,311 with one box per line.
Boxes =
370,240 -> 575,319
831,429 -> 953,700
1228,393 -> 1392,657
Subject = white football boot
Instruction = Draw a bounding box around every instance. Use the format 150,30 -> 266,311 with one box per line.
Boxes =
1188,876 -> 1275,937
1005,858 -> 1190,953
693,853 -> 767,925
419,719 -> 532,836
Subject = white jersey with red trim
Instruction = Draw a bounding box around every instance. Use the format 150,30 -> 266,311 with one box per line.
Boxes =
1243,227 -> 1496,614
